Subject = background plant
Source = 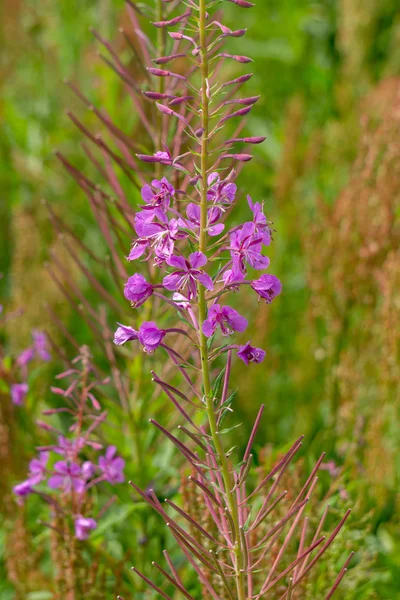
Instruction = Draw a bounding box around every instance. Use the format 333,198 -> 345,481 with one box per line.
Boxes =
1,0 -> 400,597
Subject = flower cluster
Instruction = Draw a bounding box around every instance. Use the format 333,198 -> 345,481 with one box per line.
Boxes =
13,348 -> 125,540
115,177 -> 281,361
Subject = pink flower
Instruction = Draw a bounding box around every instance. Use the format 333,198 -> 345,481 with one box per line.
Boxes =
163,252 -> 213,299
98,446 -> 125,483
203,304 -> 248,337
124,274 -> 154,307
140,177 -> 175,221
75,516 -> 97,540
251,274 -> 282,303
237,342 -> 266,365
113,324 -> 139,346
138,322 -> 166,353
11,383 -> 29,406
207,173 -> 237,206
48,461 -> 85,494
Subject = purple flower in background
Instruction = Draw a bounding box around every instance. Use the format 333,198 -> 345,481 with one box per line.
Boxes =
140,177 -> 175,221
16,348 -> 34,368
98,446 -> 125,483
247,196 -> 272,246
48,461 -> 85,494
229,222 -> 270,274
251,274 -> 282,303
32,330 -> 51,361
203,304 -> 248,337
28,452 -> 49,483
82,461 -> 95,480
207,173 -> 237,206
13,452 -> 49,497
124,274 -> 154,307
179,203 -> 224,237
113,324 -> 138,346
75,516 -> 97,540
237,342 -> 266,365
163,252 -> 213,299
13,480 -> 35,497
11,383 -> 29,406
138,322 -> 166,353
54,436 -> 86,459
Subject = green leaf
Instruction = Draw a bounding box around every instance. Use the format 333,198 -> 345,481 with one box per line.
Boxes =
218,423 -> 242,435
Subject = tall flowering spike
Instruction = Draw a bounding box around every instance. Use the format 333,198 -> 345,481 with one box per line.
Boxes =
107,0 -> 352,598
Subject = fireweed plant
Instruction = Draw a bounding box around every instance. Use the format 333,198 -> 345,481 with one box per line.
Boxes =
14,346 -> 125,538
109,0 -> 354,598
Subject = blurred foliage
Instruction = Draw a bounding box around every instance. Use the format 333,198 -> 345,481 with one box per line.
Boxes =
1,0 -> 400,598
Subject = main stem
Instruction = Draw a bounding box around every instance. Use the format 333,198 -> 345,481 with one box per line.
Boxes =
197,4 -> 246,599
156,0 -> 166,177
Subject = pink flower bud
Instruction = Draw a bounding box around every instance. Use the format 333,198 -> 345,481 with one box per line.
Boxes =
222,73 -> 253,87
226,0 -> 255,7
143,91 -> 174,100
221,153 -> 253,162
147,68 -> 186,81
152,11 -> 191,28
217,53 -> 253,64
168,95 -> 194,106
220,106 -> 252,124
156,103 -> 191,127
153,53 -> 186,65
225,136 -> 267,144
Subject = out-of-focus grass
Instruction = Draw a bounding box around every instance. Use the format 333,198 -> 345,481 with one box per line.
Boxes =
1,0 -> 400,597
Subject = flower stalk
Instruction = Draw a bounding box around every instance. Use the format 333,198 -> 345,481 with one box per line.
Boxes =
198,3 -> 246,598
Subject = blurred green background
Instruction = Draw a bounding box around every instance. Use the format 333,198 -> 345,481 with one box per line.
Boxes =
1,0 -> 400,598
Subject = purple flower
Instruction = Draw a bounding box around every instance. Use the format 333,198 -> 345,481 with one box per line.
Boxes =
11,383 -> 29,406
247,196 -> 272,246
82,461 -> 95,480
124,274 -> 154,307
138,321 -> 166,353
13,452 -> 49,497
229,222 -> 271,275
129,214 -> 185,265
54,436 -> 86,459
98,446 -> 125,483
179,203 -> 224,237
13,480 -> 35,497
16,348 -> 34,368
251,274 -> 282,303
172,292 -> 191,310
28,452 -> 49,483
237,342 -> 266,365
163,252 -> 214,299
203,304 -> 248,337
113,324 -> 138,346
75,516 -> 97,540
48,461 -> 85,494
140,177 -> 174,221
32,330 -> 51,361
207,173 -> 237,206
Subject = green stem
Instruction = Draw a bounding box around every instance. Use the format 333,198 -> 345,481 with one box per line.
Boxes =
197,3 -> 246,598
156,0 -> 166,177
